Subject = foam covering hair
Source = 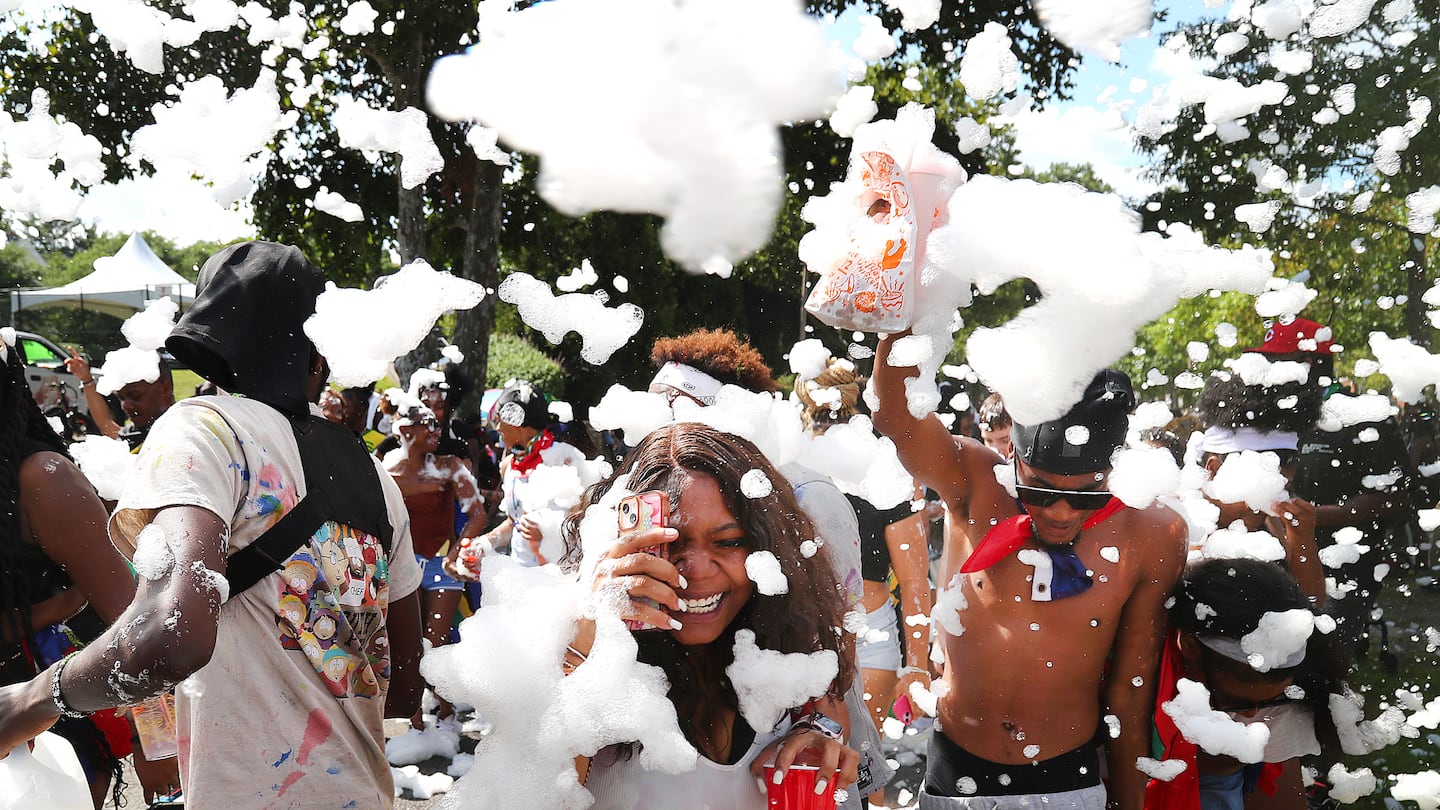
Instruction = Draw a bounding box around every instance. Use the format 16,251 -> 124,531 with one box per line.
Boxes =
167,241 -> 325,417
1012,369 -> 1135,474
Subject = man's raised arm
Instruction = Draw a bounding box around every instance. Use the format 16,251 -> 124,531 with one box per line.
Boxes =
871,333 -> 970,504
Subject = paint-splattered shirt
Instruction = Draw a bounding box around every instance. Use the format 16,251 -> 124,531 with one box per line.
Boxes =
111,396 -> 422,809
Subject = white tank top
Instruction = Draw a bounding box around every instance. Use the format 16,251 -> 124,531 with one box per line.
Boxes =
584,721 -> 790,810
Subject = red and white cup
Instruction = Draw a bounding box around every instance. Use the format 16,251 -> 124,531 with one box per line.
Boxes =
763,763 -> 839,810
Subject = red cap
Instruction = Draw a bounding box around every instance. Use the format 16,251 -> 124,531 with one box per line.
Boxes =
1248,316 -> 1334,355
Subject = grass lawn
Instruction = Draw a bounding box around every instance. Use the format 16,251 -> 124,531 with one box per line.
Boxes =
1325,552 -> 1440,808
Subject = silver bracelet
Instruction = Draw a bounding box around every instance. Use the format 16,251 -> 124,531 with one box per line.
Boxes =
898,665 -> 929,677
50,651 -> 89,719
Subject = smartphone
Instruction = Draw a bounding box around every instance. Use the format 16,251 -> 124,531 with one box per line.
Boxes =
618,491 -> 670,631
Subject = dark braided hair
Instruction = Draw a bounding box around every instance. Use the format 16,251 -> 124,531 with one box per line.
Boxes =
3,345 -> 127,806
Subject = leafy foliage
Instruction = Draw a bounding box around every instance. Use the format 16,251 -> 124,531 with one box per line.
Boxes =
486,332 -> 565,398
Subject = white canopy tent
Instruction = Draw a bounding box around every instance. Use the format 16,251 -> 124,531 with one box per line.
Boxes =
7,233 -> 196,321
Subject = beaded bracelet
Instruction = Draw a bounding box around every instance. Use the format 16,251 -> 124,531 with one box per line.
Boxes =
50,651 -> 88,719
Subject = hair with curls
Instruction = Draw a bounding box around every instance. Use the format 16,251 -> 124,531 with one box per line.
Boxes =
1171,558 -> 1347,747
650,329 -> 776,394
793,359 -> 863,429
1196,372 -> 1323,435
562,423 -> 853,748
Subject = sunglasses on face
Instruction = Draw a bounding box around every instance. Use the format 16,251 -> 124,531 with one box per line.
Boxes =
1012,461 -> 1112,510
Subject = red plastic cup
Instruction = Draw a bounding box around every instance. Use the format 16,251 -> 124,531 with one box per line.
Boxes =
763,763 -> 839,810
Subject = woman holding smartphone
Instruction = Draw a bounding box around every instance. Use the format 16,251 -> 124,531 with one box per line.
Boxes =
560,423 -> 861,808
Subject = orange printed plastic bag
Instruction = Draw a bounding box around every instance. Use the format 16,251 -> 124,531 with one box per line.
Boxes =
800,105 -> 965,333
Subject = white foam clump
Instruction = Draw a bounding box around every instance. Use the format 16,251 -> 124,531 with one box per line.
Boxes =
1369,333 -> 1440,404
882,0 -> 941,32
1407,186 -> 1440,235
1420,509 -> 1440,532
390,766 -> 453,800
1162,679 -> 1269,763
1135,756 -> 1187,782
958,23 -> 1021,101
423,553 -> 696,808
1326,763 -> 1377,803
131,524 -> 176,580
426,0 -> 845,273
1241,609 -> 1314,672
498,272 -> 644,365
926,176 -> 1271,424
745,551 -> 789,596
70,434 -> 136,500
333,97 -> 443,190
851,15 -> 896,62
672,385 -> 808,472
0,89 -> 105,221
65,0 -> 237,75
1308,0 -> 1382,38
1226,353 -> 1310,388
955,117 -> 991,154
1199,78 -> 1288,127
788,338 -> 833,382
1254,278 -> 1318,318
93,295 -> 179,394
465,125 -> 512,166
1329,690 -> 1412,755
1199,522 -> 1287,563
1315,394 -> 1398,432
191,560 -> 230,603
1392,771 -> 1440,810
726,628 -> 837,732
338,0 -> 379,36
1108,446 -> 1181,509
1033,0 -> 1152,62
739,469 -> 775,499
314,188 -> 364,222
930,573 -> 969,637
797,416 -> 914,509
385,724 -> 460,766
1251,0 -> 1303,38
829,85 -> 879,138
130,71 -> 294,206
1236,200 -> 1282,233
305,259 -> 485,387
556,258 -> 599,292
588,385 -> 675,441
1205,451 -> 1289,513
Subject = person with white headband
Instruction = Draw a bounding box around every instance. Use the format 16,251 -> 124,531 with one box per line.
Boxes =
1191,373 -> 1327,605
1146,557 -> 1347,810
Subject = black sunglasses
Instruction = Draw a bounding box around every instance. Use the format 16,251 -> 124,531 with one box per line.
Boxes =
1012,462 -> 1112,510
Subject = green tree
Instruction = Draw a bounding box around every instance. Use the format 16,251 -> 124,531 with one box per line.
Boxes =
1137,0 -> 1438,355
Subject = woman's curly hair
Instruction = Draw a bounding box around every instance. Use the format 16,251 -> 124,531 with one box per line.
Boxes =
650,329 -> 776,393
1196,371 -> 1323,434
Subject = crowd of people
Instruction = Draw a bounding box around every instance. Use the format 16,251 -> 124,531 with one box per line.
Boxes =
1,240 -> 1435,810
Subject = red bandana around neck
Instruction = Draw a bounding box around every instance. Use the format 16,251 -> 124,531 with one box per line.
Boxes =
959,496 -> 1127,575
510,429 -> 555,475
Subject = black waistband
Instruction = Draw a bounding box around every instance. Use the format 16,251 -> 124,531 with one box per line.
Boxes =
924,730 -> 1102,797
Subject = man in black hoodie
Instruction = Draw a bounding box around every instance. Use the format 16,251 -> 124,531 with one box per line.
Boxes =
0,242 -> 424,808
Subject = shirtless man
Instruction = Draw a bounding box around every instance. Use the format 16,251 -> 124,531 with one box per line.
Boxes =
872,344 -> 1186,810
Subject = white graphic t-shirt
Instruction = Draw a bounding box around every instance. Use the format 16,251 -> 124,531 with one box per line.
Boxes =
112,396 -> 421,809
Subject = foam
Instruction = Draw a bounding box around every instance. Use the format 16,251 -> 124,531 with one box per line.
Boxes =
426,0 -> 844,272
498,272 -> 643,365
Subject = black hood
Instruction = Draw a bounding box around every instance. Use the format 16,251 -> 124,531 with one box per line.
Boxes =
167,241 -> 325,417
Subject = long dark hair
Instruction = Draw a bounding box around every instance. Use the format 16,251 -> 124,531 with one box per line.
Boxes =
3,346 -> 126,804
562,424 -> 854,746
1,346 -> 70,633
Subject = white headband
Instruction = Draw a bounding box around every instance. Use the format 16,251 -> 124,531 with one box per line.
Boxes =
1198,426 -> 1299,455
1198,634 -> 1307,671
650,361 -> 724,406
